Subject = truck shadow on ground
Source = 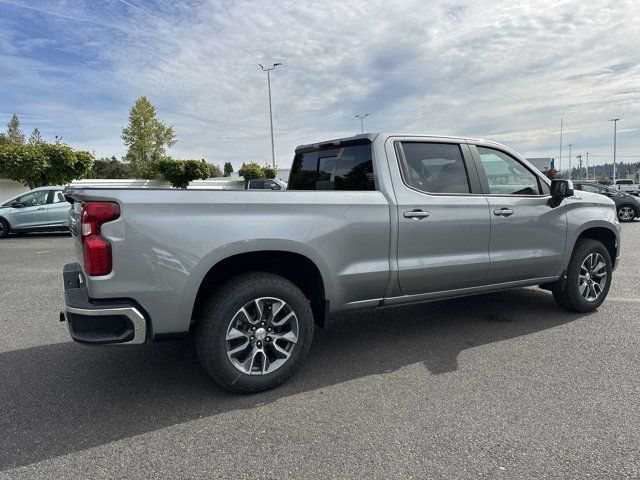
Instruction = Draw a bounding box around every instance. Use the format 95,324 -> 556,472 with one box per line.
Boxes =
1,288 -> 585,470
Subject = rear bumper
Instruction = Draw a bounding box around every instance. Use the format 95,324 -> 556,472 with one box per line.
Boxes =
61,263 -> 147,345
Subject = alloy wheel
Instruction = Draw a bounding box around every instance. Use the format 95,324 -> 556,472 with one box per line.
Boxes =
618,206 -> 634,221
225,297 -> 299,375
578,253 -> 607,301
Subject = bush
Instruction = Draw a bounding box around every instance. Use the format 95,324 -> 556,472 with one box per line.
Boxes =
238,162 -> 265,180
262,165 -> 277,179
156,158 -> 211,188
0,142 -> 94,188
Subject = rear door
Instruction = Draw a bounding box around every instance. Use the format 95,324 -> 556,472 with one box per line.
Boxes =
470,144 -> 567,283
391,139 -> 491,295
45,189 -> 71,227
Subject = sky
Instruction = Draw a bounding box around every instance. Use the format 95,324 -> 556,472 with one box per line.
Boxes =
0,0 -> 639,170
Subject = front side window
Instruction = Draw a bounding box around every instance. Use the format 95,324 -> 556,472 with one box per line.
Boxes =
399,142 -> 470,194
248,180 -> 265,189
13,190 -> 49,207
289,143 -> 375,191
579,183 -> 605,194
477,147 -> 541,195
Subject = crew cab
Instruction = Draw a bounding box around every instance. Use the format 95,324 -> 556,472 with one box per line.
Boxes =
60,134 -> 621,392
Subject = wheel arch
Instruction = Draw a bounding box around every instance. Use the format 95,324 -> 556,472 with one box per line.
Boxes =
573,226 -> 619,265
191,250 -> 329,329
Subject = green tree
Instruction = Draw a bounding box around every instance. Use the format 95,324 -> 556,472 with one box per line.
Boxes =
0,133 -> 8,146
7,114 -> 25,144
209,163 -> 223,177
262,165 -> 277,179
0,142 -> 94,188
238,162 -> 265,180
223,161 -> 234,177
0,143 -> 47,188
89,156 -> 132,179
155,158 -> 211,188
28,128 -> 43,144
121,96 -> 176,178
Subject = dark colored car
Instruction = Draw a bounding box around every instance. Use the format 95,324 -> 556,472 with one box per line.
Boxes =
573,181 -> 640,222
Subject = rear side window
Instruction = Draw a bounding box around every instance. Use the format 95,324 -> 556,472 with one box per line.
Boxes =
616,180 -> 632,185
288,143 -> 375,191
399,142 -> 470,194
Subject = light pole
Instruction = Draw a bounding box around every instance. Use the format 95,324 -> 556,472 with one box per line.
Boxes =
354,113 -> 370,134
585,152 -> 589,180
258,62 -> 282,168
566,144 -> 573,179
558,118 -> 563,173
576,155 -> 582,179
609,118 -> 619,182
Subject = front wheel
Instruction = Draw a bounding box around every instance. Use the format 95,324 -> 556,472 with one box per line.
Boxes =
553,239 -> 612,312
0,218 -> 9,238
617,205 -> 636,222
196,272 -> 314,393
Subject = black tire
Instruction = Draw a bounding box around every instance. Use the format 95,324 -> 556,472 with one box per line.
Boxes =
196,272 -> 314,393
0,218 -> 9,238
617,205 -> 636,222
553,239 -> 612,313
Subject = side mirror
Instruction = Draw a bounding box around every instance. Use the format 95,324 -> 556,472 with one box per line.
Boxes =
550,179 -> 574,199
10,201 -> 25,208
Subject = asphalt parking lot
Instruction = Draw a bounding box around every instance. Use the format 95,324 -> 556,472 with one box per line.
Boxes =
1,226 -> 639,479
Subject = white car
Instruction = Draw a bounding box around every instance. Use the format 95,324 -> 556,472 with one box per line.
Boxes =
612,179 -> 639,196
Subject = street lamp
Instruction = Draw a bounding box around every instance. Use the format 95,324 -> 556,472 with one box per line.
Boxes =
258,62 -> 282,168
609,118 -> 620,182
354,113 -> 370,134
576,155 -> 582,179
585,152 -> 589,180
566,144 -> 573,179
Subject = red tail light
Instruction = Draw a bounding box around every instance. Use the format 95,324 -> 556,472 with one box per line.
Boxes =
81,202 -> 120,276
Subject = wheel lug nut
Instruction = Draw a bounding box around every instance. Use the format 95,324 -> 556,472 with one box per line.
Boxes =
257,341 -> 262,347
251,326 -> 256,331
267,328 -> 272,332
261,322 -> 265,326
250,336 -> 254,341
266,337 -> 271,342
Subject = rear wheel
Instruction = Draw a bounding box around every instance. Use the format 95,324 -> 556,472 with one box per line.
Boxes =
0,218 -> 9,238
196,272 -> 314,393
617,205 -> 636,222
553,239 -> 612,312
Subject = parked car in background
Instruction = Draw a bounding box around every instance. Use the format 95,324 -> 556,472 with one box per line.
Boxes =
245,178 -> 287,190
612,179 -> 639,196
573,180 -> 640,222
0,186 -> 70,238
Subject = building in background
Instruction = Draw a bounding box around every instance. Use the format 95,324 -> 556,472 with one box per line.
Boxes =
0,179 -> 29,202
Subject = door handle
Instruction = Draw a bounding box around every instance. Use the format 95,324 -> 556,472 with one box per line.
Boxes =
493,207 -> 514,217
403,209 -> 430,220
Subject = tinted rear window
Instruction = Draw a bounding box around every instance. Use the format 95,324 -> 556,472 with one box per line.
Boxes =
288,143 -> 375,191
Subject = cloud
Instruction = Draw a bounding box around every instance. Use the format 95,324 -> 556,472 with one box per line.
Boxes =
0,0 -> 638,168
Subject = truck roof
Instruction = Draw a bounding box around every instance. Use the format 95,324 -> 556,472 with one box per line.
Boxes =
295,133 -> 509,152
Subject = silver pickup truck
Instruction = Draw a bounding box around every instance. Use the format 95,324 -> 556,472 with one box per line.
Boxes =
61,133 -> 621,392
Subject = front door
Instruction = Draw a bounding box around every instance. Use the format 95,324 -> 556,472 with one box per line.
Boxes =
9,189 -> 50,229
471,145 -> 567,284
393,140 -> 491,295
